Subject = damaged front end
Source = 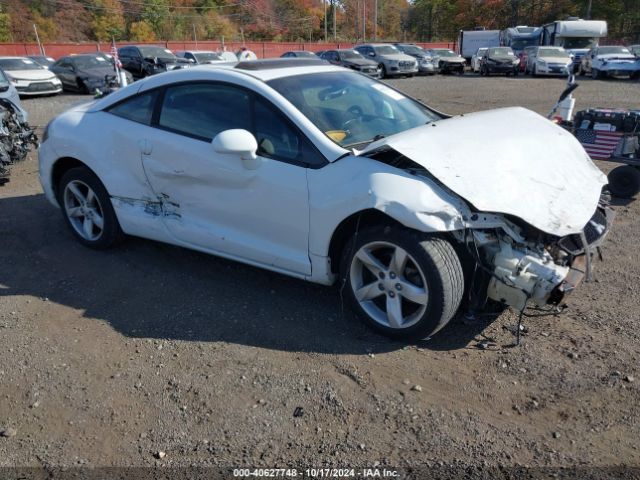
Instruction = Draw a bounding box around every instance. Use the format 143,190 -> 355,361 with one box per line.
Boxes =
0,98 -> 38,186
461,195 -> 613,313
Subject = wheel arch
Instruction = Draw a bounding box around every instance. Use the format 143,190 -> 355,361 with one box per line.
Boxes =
51,157 -> 99,203
328,209 -> 412,275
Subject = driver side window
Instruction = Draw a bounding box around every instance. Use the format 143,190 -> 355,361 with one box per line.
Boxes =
253,97 -> 324,167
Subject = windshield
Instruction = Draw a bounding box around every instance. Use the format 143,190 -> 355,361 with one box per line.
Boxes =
72,55 -> 111,69
0,58 -> 44,71
562,38 -> 596,49
538,48 -> 570,58
598,46 -> 630,55
0,69 -> 9,86
138,46 -> 177,59
374,46 -> 399,55
476,48 -> 487,55
510,38 -> 539,50
433,50 -> 456,57
268,71 -> 440,148
488,47 -> 515,56
340,50 -> 364,60
193,52 -> 223,62
398,45 -> 424,55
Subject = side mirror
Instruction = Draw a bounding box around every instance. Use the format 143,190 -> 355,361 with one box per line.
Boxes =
212,129 -> 260,169
368,52 -> 375,57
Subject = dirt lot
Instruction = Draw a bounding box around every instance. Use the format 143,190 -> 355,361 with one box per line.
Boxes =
1,74 -> 639,476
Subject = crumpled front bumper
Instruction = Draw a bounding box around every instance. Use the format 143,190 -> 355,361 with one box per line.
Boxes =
550,205 -> 615,304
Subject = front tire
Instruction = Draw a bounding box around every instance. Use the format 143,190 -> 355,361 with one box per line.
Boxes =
341,227 -> 464,340
608,166 -> 640,199
58,167 -> 123,249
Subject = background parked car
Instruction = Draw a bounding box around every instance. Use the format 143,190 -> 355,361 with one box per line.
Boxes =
479,47 -> 520,76
281,51 -> 319,58
175,50 -> 225,64
525,46 -> 572,76
471,47 -> 488,73
0,67 -> 27,120
580,46 -> 640,79
118,45 -> 191,79
423,48 -> 465,75
27,55 -> 56,68
0,57 -> 62,96
354,44 -> 417,78
320,49 -> 380,77
393,43 -> 436,75
50,54 -> 133,93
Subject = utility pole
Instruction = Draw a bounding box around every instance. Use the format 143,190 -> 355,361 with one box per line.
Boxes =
363,0 -> 366,41
333,1 -> 336,40
585,0 -> 592,19
33,24 -> 45,56
324,0 -> 328,41
193,23 -> 198,47
373,0 -> 377,41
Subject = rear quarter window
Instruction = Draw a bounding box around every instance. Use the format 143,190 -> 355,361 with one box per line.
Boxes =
107,90 -> 159,125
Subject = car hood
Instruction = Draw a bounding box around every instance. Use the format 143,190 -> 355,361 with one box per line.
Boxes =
6,69 -> 56,80
488,55 -> 518,62
597,54 -> 638,61
538,55 -> 572,63
380,53 -> 415,62
76,66 -> 120,79
360,107 -> 607,237
436,56 -> 465,63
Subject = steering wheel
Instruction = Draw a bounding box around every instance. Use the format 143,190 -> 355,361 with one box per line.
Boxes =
342,105 -> 365,131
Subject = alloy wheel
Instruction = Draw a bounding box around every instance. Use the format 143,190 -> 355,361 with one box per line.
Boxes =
349,241 -> 429,329
63,180 -> 105,242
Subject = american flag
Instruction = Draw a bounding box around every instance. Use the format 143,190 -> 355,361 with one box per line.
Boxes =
575,128 -> 623,160
110,38 -> 122,69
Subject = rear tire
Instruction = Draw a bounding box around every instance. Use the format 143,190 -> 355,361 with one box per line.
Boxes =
341,227 -> 464,341
608,166 -> 640,199
57,167 -> 124,249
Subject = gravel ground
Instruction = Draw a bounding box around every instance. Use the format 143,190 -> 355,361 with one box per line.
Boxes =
1,73 -> 639,477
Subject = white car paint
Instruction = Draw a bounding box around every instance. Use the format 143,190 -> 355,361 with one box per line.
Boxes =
582,47 -> 640,77
0,69 -> 28,121
39,63 -> 611,326
526,47 -> 573,75
471,48 -> 488,72
0,56 -> 62,96
362,107 -> 606,237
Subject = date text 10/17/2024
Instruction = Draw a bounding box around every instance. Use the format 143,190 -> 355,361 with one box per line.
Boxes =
233,468 -> 400,478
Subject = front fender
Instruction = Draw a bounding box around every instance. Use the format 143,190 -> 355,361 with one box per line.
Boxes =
307,155 -> 472,258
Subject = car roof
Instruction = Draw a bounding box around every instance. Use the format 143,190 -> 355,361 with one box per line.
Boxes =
0,56 -> 28,60
180,50 -> 218,54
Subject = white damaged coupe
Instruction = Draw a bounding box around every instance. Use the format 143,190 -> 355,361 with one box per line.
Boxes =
39,59 -> 613,340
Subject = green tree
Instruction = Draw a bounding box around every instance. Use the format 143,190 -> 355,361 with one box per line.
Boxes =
129,20 -> 157,41
0,9 -> 11,42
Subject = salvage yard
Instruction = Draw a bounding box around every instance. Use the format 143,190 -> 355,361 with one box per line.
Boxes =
1,74 -> 639,472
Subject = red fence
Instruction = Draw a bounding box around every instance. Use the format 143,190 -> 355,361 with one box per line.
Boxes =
0,40 -> 457,59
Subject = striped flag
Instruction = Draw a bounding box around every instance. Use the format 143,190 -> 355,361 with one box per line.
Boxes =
110,38 -> 121,69
575,128 -> 623,160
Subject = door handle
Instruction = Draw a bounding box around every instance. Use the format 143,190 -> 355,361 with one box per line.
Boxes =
138,139 -> 153,155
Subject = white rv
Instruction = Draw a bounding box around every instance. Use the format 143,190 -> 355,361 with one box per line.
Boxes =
541,18 -> 608,68
458,29 -> 501,60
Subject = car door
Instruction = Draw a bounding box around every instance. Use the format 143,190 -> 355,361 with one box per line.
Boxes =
51,60 -> 73,89
139,81 -> 313,276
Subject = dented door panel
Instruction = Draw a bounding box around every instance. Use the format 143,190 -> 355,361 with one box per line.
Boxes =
139,127 -> 312,276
